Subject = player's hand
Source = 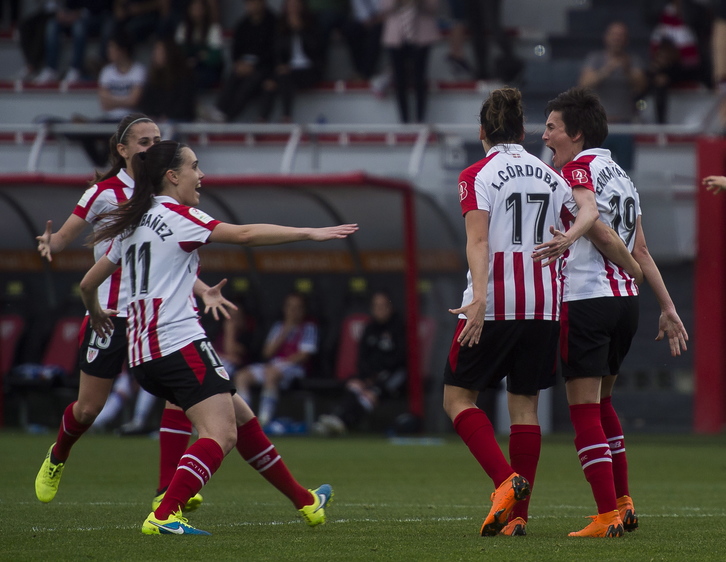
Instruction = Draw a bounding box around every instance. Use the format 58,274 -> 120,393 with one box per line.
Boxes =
201,278 -> 237,321
655,307 -> 688,357
449,298 -> 485,347
532,226 -> 571,266
702,175 -> 726,194
89,309 -> 118,338
36,220 -> 53,262
309,224 -> 359,241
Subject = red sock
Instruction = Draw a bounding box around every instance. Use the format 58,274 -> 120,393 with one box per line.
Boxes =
52,402 -> 92,462
508,424 -> 541,522
570,403 -> 616,514
157,408 -> 193,493
600,396 -> 629,498
453,408 -> 513,488
236,418 -> 312,509
156,438 -> 224,519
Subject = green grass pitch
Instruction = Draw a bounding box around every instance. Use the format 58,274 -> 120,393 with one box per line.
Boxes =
2,431 -> 725,561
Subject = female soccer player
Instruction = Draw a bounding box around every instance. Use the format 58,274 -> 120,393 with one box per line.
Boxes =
34,114 -> 230,513
79,140 -> 357,534
536,87 -> 687,537
442,87 -> 641,537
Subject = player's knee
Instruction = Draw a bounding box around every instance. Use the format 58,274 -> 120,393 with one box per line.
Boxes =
74,401 -> 104,424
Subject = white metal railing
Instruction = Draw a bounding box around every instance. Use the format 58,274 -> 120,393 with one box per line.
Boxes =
1,120 -> 716,175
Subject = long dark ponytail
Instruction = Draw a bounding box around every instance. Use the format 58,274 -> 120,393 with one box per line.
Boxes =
91,141 -> 186,245
93,113 -> 155,183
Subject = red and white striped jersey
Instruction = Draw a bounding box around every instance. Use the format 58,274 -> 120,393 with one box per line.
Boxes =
106,195 -> 221,367
559,148 -> 641,301
72,169 -> 134,315
458,144 -> 578,321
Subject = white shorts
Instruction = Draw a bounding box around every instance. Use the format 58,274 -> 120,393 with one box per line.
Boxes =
246,358 -> 305,390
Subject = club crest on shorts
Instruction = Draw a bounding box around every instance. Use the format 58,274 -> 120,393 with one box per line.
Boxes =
86,347 -> 99,363
215,366 -> 229,380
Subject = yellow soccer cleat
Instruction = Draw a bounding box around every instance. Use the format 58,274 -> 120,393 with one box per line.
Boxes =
298,484 -> 334,527
35,443 -> 65,503
142,510 -> 210,535
152,490 -> 204,513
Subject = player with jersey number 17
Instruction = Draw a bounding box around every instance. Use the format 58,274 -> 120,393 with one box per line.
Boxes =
79,140 -> 358,535
442,87 -> 642,538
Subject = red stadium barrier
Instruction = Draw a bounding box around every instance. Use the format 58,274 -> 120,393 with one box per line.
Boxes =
695,138 -> 726,433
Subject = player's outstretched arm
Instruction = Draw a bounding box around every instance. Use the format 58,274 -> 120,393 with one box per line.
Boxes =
208,223 -> 359,246
631,217 -> 688,356
194,278 -> 238,321
79,255 -> 120,338
36,215 -> 87,262
702,175 -> 726,194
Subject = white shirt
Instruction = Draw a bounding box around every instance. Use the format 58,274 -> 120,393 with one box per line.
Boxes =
73,169 -> 135,315
458,144 -> 578,321
106,196 -> 220,366
98,62 -> 146,119
559,148 -> 641,301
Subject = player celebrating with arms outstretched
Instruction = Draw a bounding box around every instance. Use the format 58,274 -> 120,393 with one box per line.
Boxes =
34,114 -> 232,512
80,140 -> 357,534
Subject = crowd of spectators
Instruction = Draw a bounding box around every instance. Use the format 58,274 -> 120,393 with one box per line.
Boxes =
4,1 -> 726,131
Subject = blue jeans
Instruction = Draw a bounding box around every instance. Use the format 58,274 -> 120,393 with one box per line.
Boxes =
45,11 -> 113,72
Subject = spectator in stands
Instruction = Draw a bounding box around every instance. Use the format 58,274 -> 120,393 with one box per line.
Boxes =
73,27 -> 146,166
308,0 -> 349,78
34,1 -> 114,85
647,1 -> 705,124
312,290 -> 406,436
579,21 -> 648,124
235,292 -> 319,427
16,2 -> 55,81
380,0 -> 440,124
211,0 -> 277,123
0,0 -> 20,31
343,0 -> 384,81
140,38 -> 196,123
112,0 -> 163,43
175,0 -> 224,90
260,0 -> 324,123
444,0 -> 472,78
578,20 -> 647,170
463,0 -> 522,82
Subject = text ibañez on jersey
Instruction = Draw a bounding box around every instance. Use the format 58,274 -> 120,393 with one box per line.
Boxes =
138,212 -> 173,240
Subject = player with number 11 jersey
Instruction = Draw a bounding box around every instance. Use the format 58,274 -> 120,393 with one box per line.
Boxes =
107,198 -> 220,367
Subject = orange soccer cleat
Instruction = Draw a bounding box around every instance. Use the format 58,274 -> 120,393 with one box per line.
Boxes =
568,510 -> 624,538
480,473 -> 530,536
499,516 -> 527,536
617,495 -> 639,532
